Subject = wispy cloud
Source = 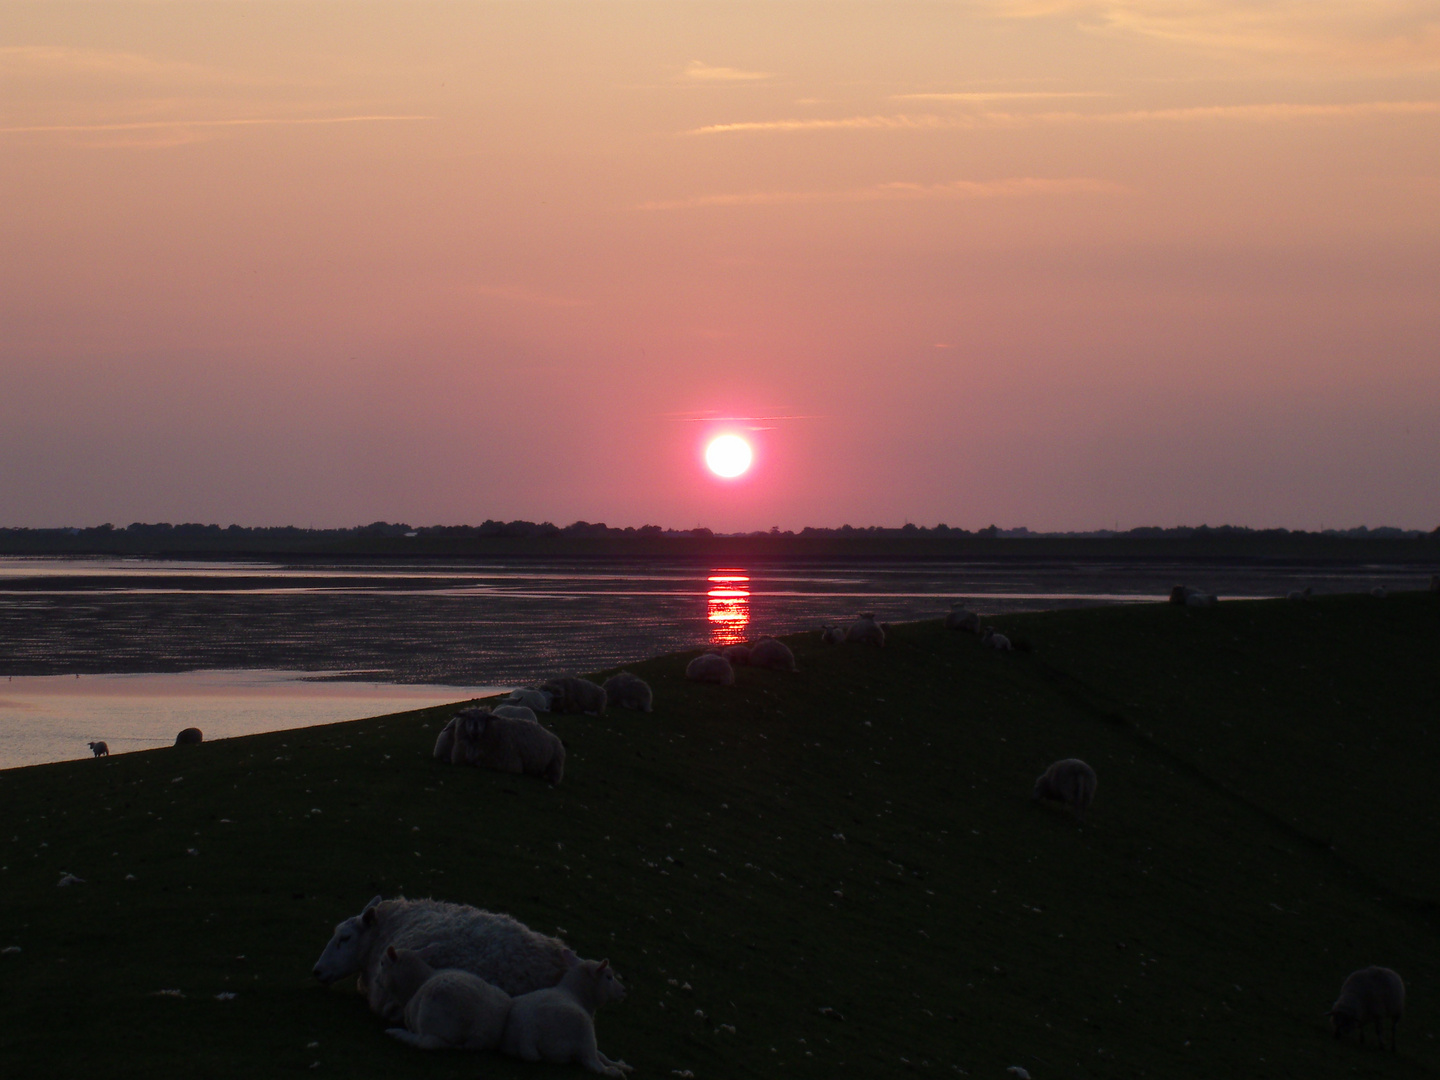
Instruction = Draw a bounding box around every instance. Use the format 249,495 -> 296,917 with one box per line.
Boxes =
683,60 -> 772,82
639,176 -> 1127,210
689,114 -> 965,135
892,90 -> 1110,102
0,115 -> 434,136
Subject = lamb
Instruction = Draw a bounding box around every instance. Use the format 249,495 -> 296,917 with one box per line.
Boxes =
944,604 -> 980,633
602,672 -> 653,713
685,653 -> 734,686
1329,966 -> 1404,1050
313,895 -> 573,1022
449,707 -> 564,784
493,704 -> 539,723
540,677 -> 607,716
378,945 -> 512,1051
501,954 -> 633,1076
819,624 -> 845,644
507,688 -> 554,713
1032,758 -> 1097,820
174,727 -> 203,746
87,741 -> 109,757
980,627 -> 1013,651
844,613 -> 885,647
748,637 -> 797,672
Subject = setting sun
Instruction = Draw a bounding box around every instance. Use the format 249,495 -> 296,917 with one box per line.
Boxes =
705,435 -> 753,479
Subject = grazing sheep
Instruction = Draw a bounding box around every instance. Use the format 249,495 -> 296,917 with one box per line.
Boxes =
312,895 -> 573,1021
450,707 -> 564,785
980,627 -> 1013,651
87,741 -> 109,757
749,637 -> 797,672
507,688 -> 554,713
1287,587 -> 1313,602
944,604 -> 980,633
602,672 -> 653,713
379,945 -> 512,1051
721,644 -> 751,666
845,613 -> 885,647
1168,584 -> 1190,605
819,624 -> 845,644
540,677 -> 607,716
174,727 -> 203,746
493,704 -> 539,724
1370,586 -> 1388,599
1330,966 -> 1404,1050
1032,758 -> 1097,820
685,653 -> 734,686
501,954 -> 632,1077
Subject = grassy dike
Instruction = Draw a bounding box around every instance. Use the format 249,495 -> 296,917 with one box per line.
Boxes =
1,594 -> 1437,1078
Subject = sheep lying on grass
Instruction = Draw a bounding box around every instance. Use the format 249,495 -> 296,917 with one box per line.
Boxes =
1330,966 -> 1404,1050
686,653 -> 734,686
721,644 -> 751,666
507,688 -> 553,712
501,954 -> 633,1077
749,637 -> 797,672
313,895 -> 572,1022
448,707 -> 564,785
87,741 -> 109,757
379,945 -> 511,1051
944,604 -> 980,633
820,624 -> 844,644
1032,759 -> 1097,821
845,613 -> 885,647
541,677 -> 607,716
1287,587 -> 1313,602
981,627 -> 1013,651
602,672 -> 653,713
493,704 -> 539,723
174,727 -> 203,746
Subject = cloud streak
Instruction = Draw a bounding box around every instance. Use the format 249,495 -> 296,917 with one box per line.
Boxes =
639,176 -> 1127,210
0,115 -> 434,136
683,60 -> 772,82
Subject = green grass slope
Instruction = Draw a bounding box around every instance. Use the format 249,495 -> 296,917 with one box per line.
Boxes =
1,595 -> 1437,1078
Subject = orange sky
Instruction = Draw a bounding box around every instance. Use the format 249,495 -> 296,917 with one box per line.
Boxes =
3,2 -> 1438,531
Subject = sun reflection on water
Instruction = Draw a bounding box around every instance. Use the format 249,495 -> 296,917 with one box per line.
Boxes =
707,569 -> 750,646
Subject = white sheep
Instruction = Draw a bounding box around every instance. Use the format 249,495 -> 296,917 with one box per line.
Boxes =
507,688 -> 554,712
685,653 -> 734,686
602,672 -> 653,713
845,613 -> 885,647
749,637 -> 797,672
312,895 -> 573,1021
501,954 -> 633,1076
379,944 -> 512,1050
541,677 -> 607,716
944,604 -> 980,633
980,627 -> 1013,651
1032,758 -> 1097,820
493,704 -> 539,724
433,717 -> 458,761
819,624 -> 844,644
174,727 -> 203,746
450,707 -> 564,785
1330,966 -> 1404,1050
88,741 -> 109,757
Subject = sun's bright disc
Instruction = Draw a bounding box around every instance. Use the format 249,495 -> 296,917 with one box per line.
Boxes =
705,434 -> 753,478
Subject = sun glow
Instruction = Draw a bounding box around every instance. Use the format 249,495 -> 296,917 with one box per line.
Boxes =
705,434 -> 753,478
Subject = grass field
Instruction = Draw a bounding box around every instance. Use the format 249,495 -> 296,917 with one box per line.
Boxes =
1,593 -> 1437,1078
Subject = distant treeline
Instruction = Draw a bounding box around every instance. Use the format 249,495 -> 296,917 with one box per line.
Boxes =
2,519 -> 1439,562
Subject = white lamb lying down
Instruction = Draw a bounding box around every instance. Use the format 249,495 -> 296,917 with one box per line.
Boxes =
1330,966 -> 1405,1050
540,676 -> 608,716
819,624 -> 845,644
602,672 -> 653,713
1032,758 -> 1097,821
944,604 -> 980,632
507,688 -> 554,712
845,613 -> 885,647
501,954 -> 633,1077
492,704 -> 539,723
313,896 -> 572,1022
980,627 -> 1013,651
686,653 -> 734,685
380,945 -> 511,1051
748,637 -> 797,672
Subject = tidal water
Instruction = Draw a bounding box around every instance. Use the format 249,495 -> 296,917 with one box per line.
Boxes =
1,554 -> 1432,768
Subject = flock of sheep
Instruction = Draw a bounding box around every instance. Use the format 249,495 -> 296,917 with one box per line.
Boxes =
311,589 -> 1414,1067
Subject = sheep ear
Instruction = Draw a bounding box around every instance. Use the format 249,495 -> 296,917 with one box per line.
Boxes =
597,959 -> 610,973
363,894 -> 382,913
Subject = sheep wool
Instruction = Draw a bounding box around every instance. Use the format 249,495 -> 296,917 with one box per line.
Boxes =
540,677 -> 608,716
449,707 -> 564,785
379,945 -> 512,1051
1032,758 -> 1097,821
602,672 -> 654,713
845,613 -> 885,647
501,955 -> 632,1077
685,653 -> 734,686
748,637 -> 798,672
1331,966 -> 1404,1050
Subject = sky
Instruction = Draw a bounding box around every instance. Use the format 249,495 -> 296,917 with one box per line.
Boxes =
2,1 -> 1438,533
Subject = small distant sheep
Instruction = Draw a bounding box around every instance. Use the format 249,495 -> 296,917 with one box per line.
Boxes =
819,624 -> 844,644
450,707 -> 564,785
1287,587 -> 1313,602
980,627 -> 1013,651
87,741 -> 109,757
685,653 -> 734,686
379,944 -> 511,1051
507,688 -> 554,713
501,954 -> 633,1077
1032,758 -> 1097,820
1186,590 -> 1218,607
174,727 -> 203,746
602,672 -> 653,713
1370,586 -> 1388,599
1330,966 -> 1404,1050
493,704 -> 539,724
540,677 -> 607,716
944,604 -> 980,633
1169,584 -> 1190,605
845,613 -> 885,647
313,895 -> 573,1022
749,637 -> 797,672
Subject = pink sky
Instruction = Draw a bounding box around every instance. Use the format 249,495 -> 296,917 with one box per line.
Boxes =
3,2 -> 1438,532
